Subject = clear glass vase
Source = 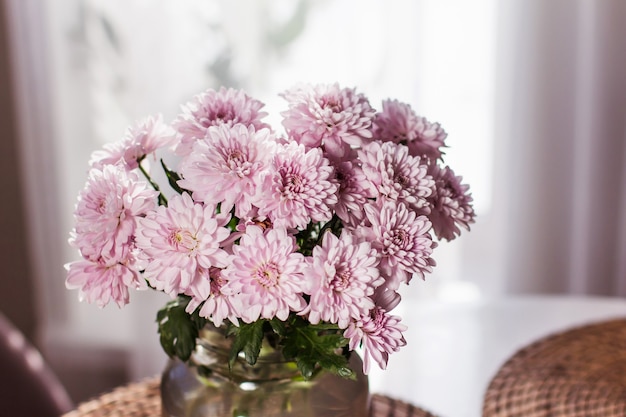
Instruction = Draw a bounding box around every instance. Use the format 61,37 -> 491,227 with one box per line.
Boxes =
160,325 -> 370,417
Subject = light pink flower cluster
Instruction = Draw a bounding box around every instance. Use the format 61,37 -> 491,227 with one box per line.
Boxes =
281,83 -> 375,159
66,83 -> 475,374
66,165 -> 158,307
373,99 -> 447,162
90,115 -> 176,170
173,87 -> 269,156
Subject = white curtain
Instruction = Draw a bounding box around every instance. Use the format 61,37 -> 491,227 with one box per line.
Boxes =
494,0 -> 626,296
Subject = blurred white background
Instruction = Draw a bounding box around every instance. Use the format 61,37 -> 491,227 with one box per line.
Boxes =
2,0 -> 625,406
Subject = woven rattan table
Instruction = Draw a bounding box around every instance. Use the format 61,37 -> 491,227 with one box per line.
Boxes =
483,318 -> 626,416
62,377 -> 438,417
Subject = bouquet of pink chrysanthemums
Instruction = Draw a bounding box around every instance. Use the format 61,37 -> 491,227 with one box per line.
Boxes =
66,83 -> 475,379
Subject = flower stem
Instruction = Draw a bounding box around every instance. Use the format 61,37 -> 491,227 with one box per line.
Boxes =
137,159 -> 168,206
318,214 -> 342,242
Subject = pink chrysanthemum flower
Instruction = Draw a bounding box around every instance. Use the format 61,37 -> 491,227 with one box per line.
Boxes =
359,200 -> 435,289
178,124 -> 275,218
344,307 -> 407,374
70,165 -> 158,262
303,231 -> 382,329
373,285 -> 402,312
89,142 -> 126,170
359,141 -> 435,214
173,87 -> 269,156
255,143 -> 338,230
373,100 -> 447,161
135,193 -> 231,297
281,83 -> 375,158
427,164 -> 475,241
332,159 -> 373,228
185,267 -> 239,327
90,115 -> 176,170
65,247 -> 146,308
222,226 -> 307,322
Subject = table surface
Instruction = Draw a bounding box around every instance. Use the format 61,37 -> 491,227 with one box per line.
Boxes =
367,294 -> 626,417
63,377 -> 439,417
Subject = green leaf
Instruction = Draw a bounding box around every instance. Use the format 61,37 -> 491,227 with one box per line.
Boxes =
279,317 -> 352,380
228,320 -> 265,367
156,296 -> 206,362
160,159 -> 189,195
269,318 -> 287,336
295,221 -> 319,256
296,356 -> 316,379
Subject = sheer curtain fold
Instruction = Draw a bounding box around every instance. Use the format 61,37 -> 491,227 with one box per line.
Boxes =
497,0 -> 626,295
